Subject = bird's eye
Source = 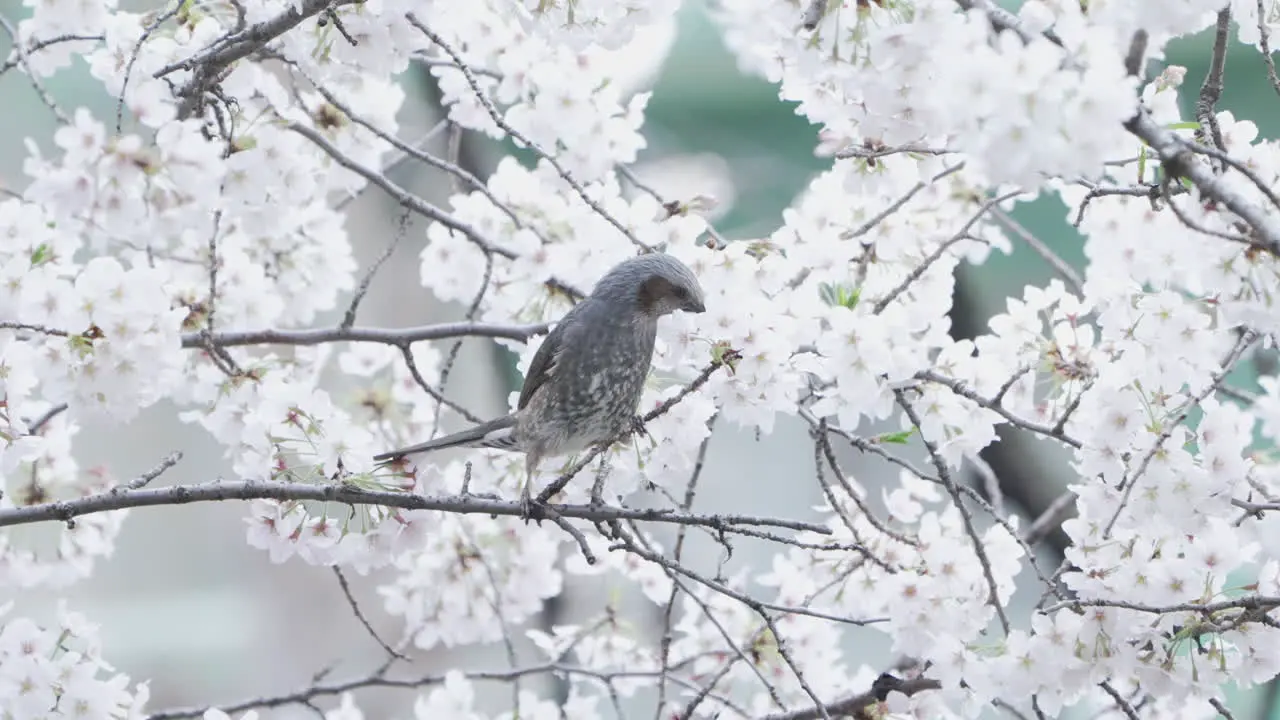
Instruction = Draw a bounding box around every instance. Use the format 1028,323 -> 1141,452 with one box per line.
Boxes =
674,286 -> 689,299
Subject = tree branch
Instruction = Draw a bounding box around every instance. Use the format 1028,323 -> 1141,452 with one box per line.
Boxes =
1127,73 -> 1280,254
0,478 -> 830,535
1194,8 -> 1231,163
1258,0 -> 1280,99
758,674 -> 943,720
180,321 -> 549,349
154,0 -> 359,117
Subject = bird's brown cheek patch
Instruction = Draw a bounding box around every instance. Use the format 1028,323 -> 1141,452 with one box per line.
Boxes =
637,275 -> 678,314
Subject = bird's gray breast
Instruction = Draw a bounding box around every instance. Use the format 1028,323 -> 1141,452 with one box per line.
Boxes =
523,305 -> 657,456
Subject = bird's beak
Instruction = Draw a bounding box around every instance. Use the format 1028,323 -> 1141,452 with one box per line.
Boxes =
684,296 -> 706,314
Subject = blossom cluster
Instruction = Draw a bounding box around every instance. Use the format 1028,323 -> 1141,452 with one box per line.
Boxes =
0,603 -> 148,720
2,0 -> 1280,718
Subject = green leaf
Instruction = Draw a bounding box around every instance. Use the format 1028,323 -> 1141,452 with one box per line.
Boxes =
875,428 -> 916,444
819,282 -> 861,309
29,243 -> 51,266
1166,121 -> 1201,131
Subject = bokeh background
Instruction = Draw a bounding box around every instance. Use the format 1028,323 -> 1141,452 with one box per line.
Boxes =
3,1 -> 1278,717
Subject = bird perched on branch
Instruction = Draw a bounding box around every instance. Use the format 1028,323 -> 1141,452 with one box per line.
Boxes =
374,252 -> 706,516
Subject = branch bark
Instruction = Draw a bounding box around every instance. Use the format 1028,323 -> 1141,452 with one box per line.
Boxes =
0,479 -> 830,535
181,320 -> 549,350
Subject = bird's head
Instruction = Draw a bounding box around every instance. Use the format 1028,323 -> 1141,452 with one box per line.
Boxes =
593,252 -> 706,319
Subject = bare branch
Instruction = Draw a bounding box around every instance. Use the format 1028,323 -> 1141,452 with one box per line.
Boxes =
181,321 -> 549,349
122,452 -> 184,491
655,420 -> 716,719
0,322 -> 69,337
0,13 -> 69,122
1258,0 -> 1280,99
287,121 -> 519,260
117,5 -> 182,133
341,209 -> 409,330
0,32 -> 102,77
1194,8 -> 1231,165
834,142 -> 953,160
146,661 -> 692,720
332,567 -> 408,661
0,478 -> 831,535
396,335 -> 483,424
989,207 -> 1085,296
1099,682 -> 1142,720
759,674 -> 943,720
1023,490 -> 1076,546
24,403 -> 69,435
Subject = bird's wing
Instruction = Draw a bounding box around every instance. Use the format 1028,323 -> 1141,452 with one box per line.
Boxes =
517,304 -> 583,411
373,414 -> 518,461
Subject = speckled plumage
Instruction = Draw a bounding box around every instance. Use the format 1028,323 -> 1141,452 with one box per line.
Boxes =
374,252 -> 705,513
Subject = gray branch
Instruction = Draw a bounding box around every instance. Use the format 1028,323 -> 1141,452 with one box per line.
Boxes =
0,479 -> 831,535
181,320 -> 550,349
758,676 -> 943,720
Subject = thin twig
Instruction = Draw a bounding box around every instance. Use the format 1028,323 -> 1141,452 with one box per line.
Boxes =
332,567 -> 408,660
0,32 -> 102,77
119,452 -> 184,492
341,209 -> 410,330
0,13 -> 69,122
1023,491 -> 1076,546
288,121 -> 518,261
1258,0 -> 1280,99
397,343 -> 482,424
873,189 -> 1019,313
654,418 -> 716,719
989,208 -> 1084,296
895,390 -> 1012,635
534,354 -> 739,505
841,163 -> 966,240
25,403 -> 69,435
1104,331 -> 1257,537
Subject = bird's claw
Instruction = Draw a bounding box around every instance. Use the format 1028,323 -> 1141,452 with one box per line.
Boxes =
629,415 -> 652,441
519,488 -> 545,526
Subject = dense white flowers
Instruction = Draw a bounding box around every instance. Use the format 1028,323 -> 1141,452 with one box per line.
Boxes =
0,604 -> 149,719
3,0 -> 1280,717
717,0 -> 1139,185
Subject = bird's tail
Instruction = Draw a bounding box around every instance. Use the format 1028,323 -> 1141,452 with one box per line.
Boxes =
373,415 -> 519,462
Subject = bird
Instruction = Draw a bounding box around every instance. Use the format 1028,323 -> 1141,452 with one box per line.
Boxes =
374,252 -> 706,517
